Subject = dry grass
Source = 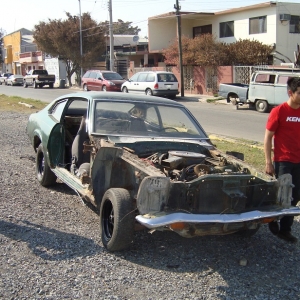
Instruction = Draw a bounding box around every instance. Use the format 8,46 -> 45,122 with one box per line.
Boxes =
0,94 -> 47,113
212,138 -> 265,173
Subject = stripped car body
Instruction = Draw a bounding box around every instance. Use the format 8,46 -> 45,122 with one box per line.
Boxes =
27,92 -> 300,251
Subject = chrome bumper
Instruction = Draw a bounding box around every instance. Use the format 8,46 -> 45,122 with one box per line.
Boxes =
136,207 -> 300,229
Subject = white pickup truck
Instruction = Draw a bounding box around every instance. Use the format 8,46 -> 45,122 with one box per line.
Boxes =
218,69 -> 300,112
23,69 -> 56,89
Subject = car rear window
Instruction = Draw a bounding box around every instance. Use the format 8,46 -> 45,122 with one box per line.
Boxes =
158,74 -> 178,82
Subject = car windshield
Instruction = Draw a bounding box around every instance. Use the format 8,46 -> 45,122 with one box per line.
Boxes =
93,100 -> 207,138
102,73 -> 123,80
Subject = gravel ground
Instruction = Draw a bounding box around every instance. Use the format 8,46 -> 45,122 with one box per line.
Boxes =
1,111 -> 300,300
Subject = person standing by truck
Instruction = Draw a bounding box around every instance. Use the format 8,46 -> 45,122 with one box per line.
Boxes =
264,77 -> 300,243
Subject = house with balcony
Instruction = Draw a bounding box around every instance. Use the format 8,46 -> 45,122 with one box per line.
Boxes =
148,1 -> 300,66
145,1 -> 300,94
2,28 -> 44,76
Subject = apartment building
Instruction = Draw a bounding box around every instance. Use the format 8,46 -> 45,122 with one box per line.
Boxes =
148,1 -> 300,66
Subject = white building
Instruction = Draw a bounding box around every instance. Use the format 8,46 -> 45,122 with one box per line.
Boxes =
148,1 -> 300,65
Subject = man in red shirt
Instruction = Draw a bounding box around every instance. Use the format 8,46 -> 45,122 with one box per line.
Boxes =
264,77 -> 300,243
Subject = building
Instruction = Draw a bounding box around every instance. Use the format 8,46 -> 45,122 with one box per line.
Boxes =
148,1 -> 300,66
2,28 -> 44,75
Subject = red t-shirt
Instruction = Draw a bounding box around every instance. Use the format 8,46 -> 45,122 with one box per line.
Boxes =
266,102 -> 300,163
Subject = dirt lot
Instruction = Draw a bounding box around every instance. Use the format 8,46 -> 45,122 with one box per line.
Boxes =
1,110 -> 300,299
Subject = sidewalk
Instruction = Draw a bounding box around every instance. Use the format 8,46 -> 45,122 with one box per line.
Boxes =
177,93 -> 229,104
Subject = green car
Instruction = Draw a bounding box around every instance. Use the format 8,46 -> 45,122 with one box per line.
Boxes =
27,91 -> 300,251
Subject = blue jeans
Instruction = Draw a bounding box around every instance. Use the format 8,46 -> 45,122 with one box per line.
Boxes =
274,161 -> 300,232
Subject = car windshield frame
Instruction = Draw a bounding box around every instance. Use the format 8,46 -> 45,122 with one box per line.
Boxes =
91,99 -> 207,139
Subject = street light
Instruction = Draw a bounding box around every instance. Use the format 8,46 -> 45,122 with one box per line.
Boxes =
78,0 -> 83,84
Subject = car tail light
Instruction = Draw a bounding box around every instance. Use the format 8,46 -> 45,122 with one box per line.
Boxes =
154,83 -> 158,89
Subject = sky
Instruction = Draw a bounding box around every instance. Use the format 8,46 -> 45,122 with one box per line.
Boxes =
1,0 -> 295,37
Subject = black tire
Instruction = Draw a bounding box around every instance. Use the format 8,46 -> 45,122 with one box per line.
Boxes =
36,144 -> 57,187
39,84 -> 43,88
255,100 -> 269,113
49,83 -> 53,88
33,81 -> 37,89
102,85 -> 107,92
122,87 -> 128,93
100,188 -> 135,252
145,88 -> 153,96
83,84 -> 89,91
23,81 -> 28,88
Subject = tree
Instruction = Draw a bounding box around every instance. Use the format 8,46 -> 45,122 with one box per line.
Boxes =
228,39 -> 273,65
0,28 -> 4,65
162,34 -> 272,67
33,12 -> 106,86
99,19 -> 141,35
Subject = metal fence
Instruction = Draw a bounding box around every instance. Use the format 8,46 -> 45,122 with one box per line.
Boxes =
233,65 -> 269,84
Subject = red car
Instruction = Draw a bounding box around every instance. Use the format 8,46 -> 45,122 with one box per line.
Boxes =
82,70 -> 125,92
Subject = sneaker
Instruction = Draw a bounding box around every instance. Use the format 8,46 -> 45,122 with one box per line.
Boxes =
268,221 -> 279,235
277,231 -> 298,243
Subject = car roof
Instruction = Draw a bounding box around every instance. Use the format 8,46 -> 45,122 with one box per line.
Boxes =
56,91 -> 184,106
84,70 -> 117,73
135,71 -> 175,74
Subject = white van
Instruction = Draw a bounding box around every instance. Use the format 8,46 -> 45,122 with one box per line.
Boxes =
121,71 -> 179,99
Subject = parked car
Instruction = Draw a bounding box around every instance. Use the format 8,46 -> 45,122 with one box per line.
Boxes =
82,70 -> 125,92
6,74 -> 24,86
26,92 -> 300,252
0,72 -> 13,85
121,71 -> 179,99
218,69 -> 300,113
23,69 -> 56,88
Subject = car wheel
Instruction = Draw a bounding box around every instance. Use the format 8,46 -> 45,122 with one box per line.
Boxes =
36,144 -> 57,187
0,81 -> 2,85
49,83 -> 53,88
33,81 -> 37,89
102,85 -> 107,92
145,88 -> 153,96
83,84 -> 89,91
122,87 -> 128,93
23,81 -> 28,88
255,100 -> 269,113
100,188 -> 135,252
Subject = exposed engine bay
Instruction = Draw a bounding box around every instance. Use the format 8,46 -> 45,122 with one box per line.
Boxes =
144,150 -> 248,182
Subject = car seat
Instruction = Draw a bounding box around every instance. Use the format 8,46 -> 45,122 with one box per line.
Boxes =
71,115 -> 90,177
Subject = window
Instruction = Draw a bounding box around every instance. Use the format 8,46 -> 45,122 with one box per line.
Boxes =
219,21 -> 234,38
290,16 -> 300,33
50,100 -> 68,121
146,74 -> 155,82
254,73 -> 275,84
249,16 -> 267,34
193,25 -> 212,38
137,73 -> 148,82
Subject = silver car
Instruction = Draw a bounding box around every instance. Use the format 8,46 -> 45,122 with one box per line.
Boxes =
121,71 -> 179,99
6,74 -> 24,86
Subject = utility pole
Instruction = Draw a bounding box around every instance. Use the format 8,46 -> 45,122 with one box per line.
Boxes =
174,0 -> 184,97
108,0 -> 114,71
78,0 -> 83,84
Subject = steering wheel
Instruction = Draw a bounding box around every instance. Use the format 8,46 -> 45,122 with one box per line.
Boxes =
160,127 -> 179,132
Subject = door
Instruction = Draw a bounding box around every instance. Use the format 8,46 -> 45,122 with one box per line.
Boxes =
248,73 -> 275,104
47,123 -> 65,168
126,73 -> 140,93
